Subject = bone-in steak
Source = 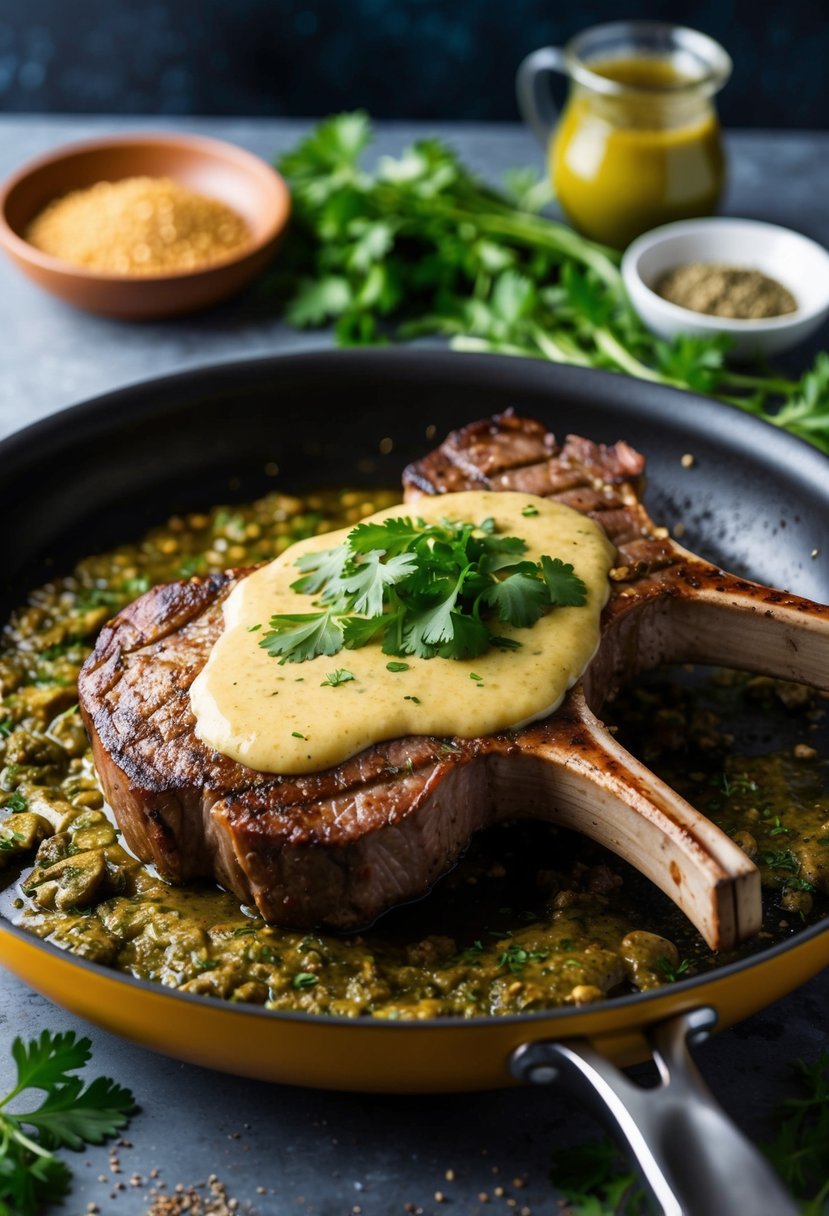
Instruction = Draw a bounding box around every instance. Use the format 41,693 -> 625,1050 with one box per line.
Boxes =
76,412 -> 671,929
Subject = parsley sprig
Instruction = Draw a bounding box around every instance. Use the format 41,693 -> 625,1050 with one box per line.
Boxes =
259,513 -> 586,664
271,112 -> 829,455
0,1030 -> 134,1215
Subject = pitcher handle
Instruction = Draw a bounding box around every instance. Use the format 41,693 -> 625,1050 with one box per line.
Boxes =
516,46 -> 567,146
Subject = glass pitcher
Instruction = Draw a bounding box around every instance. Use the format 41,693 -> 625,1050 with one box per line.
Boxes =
517,22 -> 732,249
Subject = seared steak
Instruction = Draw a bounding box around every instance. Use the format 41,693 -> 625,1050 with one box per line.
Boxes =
80,411 -> 827,943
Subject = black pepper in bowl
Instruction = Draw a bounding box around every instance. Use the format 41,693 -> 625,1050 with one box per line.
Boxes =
655,263 -> 797,319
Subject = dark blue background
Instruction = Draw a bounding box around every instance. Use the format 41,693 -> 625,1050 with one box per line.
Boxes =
0,0 -> 826,128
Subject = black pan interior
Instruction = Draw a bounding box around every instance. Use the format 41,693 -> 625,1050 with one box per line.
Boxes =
2,348 -> 828,612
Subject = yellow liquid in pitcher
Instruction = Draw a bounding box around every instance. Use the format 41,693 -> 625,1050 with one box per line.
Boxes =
551,55 -> 725,249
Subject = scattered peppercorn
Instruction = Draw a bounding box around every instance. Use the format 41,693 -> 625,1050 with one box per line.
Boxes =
655,263 -> 797,319
26,176 -> 250,275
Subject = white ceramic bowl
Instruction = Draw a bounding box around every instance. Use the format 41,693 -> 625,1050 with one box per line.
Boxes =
622,218 -> 829,359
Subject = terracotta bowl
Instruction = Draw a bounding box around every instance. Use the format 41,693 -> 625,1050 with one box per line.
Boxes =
0,132 -> 291,319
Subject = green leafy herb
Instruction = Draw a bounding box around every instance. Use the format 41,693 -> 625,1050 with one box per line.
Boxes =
291,731 -> 307,740
292,972 -> 319,990
760,848 -> 801,874
654,956 -> 692,984
0,1030 -> 134,1216
320,668 -> 356,687
497,943 -> 549,975
768,816 -> 793,838
260,513 -> 586,665
2,792 -> 28,813
271,113 -> 829,455
386,661 -> 410,672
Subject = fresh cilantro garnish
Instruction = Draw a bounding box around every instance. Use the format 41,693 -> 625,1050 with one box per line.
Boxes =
0,1031 -> 134,1215
320,668 -> 355,687
521,504 -> 539,517
260,514 -> 587,664
260,610 -> 345,663
385,661 -> 410,672
2,792 -> 28,813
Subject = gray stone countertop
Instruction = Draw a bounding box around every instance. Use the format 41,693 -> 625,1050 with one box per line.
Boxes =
0,117 -> 828,1215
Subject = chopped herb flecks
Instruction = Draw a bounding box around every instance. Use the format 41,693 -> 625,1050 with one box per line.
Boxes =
320,668 -> 356,687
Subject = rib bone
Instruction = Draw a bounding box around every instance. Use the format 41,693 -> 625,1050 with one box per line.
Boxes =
403,412 -> 829,950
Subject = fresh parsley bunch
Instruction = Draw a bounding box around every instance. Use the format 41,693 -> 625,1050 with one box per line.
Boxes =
259,513 -> 586,663
271,112 -> 829,455
0,1030 -> 134,1215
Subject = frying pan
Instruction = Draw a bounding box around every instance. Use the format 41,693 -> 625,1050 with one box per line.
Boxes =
1,349 -> 827,1215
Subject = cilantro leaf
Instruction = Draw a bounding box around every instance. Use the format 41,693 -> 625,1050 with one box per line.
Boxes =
438,612 -> 490,659
541,556 -> 588,606
343,613 -> 388,649
404,582 -> 462,654
340,550 -> 417,617
259,611 -> 345,663
0,1032 -> 134,1216
347,516 -> 425,556
284,276 -> 353,328
291,543 -> 350,594
481,568 -> 550,627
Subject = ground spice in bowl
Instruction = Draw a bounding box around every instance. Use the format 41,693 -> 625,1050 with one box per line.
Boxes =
655,262 -> 797,319
25,175 -> 251,275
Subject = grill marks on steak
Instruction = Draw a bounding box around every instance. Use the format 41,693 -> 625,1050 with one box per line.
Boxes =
404,411 -> 674,575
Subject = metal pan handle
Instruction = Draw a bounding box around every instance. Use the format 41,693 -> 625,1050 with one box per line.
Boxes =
510,1006 -> 797,1216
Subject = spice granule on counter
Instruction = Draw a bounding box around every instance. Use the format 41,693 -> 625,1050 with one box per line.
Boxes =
142,1173 -> 255,1215
655,263 -> 797,319
26,176 -> 250,275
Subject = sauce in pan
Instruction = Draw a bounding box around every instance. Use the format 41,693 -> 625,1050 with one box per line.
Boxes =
1,487 -> 827,1018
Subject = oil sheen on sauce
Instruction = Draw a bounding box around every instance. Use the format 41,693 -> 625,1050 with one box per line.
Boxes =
190,491 -> 615,773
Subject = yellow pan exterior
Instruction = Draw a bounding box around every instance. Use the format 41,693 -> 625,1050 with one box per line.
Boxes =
2,920 -> 828,1093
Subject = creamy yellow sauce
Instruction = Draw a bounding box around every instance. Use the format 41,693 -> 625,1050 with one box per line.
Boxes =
190,491 -> 615,773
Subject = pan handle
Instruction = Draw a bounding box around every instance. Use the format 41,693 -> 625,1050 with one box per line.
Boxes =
510,1006 -> 797,1216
